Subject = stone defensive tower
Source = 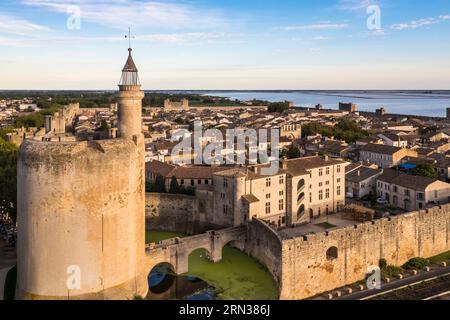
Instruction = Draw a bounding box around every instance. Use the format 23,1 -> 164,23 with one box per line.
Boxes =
16,48 -> 147,300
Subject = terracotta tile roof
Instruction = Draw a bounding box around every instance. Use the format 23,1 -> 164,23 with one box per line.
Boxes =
377,169 -> 440,191
346,167 -> 382,183
360,143 -> 402,155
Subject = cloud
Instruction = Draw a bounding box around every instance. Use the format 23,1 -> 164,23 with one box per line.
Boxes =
21,0 -> 227,29
0,14 -> 50,35
391,15 -> 449,30
0,32 -> 237,48
276,23 -> 348,31
337,0 -> 377,11
312,36 -> 329,40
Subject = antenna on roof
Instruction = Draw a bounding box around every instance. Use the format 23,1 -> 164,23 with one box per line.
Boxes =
124,27 -> 135,50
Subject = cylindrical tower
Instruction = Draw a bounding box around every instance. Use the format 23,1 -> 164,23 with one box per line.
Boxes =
16,48 -> 147,300
118,48 -> 145,138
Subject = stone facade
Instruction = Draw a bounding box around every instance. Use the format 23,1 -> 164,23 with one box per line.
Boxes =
16,49 -> 147,300
278,205 -> 450,299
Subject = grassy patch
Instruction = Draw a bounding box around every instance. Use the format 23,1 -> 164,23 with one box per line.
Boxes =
429,251 -> 450,264
145,231 -> 186,244
381,265 -> 404,281
402,258 -> 429,270
3,265 -> 17,300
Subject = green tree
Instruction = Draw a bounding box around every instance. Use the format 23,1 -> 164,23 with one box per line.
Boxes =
169,176 -> 180,194
268,101 -> 290,113
282,144 -> 301,159
154,174 -> 167,193
412,164 -> 437,179
98,119 -> 109,131
0,138 -> 18,222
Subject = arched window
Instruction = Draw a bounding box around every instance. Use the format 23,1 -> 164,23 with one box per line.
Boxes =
326,247 -> 338,261
297,192 -> 305,203
297,179 -> 305,191
297,204 -> 305,219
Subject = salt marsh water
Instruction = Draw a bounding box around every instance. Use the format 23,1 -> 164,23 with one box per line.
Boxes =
203,91 -> 450,118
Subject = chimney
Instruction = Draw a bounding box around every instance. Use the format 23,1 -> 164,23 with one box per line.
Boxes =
281,157 -> 288,170
358,170 -> 360,177
324,155 -> 329,161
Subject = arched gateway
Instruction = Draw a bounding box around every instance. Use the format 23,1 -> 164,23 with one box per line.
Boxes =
144,226 -> 247,277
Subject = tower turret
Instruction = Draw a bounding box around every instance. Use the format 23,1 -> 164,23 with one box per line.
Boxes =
118,48 -> 145,138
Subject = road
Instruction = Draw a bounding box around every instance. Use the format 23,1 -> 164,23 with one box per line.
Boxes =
338,266 -> 450,300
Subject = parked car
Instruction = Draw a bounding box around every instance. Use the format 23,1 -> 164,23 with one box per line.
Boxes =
376,198 -> 389,205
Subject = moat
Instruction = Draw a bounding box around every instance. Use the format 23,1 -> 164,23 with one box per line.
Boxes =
145,231 -> 278,300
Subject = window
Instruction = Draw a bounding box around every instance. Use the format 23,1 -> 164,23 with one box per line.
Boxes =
319,190 -> 323,200
220,193 -> 225,199
435,190 -> 438,198
326,189 -> 330,199
265,202 -> 271,214
279,176 -> 284,184
191,180 -> 195,186
326,167 -> 330,175
297,204 -> 305,219
205,180 -> 209,185
198,179 -> 202,185
223,178 -> 228,188
326,180 -> 330,186
337,178 -> 341,183
266,178 -> 271,187
417,193 -> 424,200
266,194 -> 271,199
326,247 -> 338,261
319,168 -> 323,177
223,205 -> 228,215
405,189 -> 410,196
319,182 -> 323,187
393,186 -> 398,193
279,199 -> 284,211
309,193 -> 312,202
279,191 -> 284,196
180,179 -> 185,185
297,179 -> 305,191
337,165 -> 341,173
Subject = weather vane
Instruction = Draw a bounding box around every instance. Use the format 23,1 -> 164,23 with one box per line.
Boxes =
124,27 -> 135,49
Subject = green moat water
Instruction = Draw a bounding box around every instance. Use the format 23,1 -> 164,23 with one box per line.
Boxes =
146,231 -> 278,300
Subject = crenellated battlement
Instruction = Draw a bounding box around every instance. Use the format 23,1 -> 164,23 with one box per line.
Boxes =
277,204 -> 450,300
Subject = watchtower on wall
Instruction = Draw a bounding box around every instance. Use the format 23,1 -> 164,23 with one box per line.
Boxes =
16,48 -> 147,300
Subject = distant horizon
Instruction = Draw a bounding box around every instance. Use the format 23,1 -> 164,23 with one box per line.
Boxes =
1,1 -> 449,89
1,89 -> 450,92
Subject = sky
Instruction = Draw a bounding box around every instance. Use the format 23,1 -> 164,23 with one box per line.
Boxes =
0,0 -> 449,90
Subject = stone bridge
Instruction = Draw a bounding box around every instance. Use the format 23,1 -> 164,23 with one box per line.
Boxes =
144,226 -> 247,275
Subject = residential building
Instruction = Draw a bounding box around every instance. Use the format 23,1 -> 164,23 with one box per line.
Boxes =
376,169 -> 450,211
359,143 -> 418,168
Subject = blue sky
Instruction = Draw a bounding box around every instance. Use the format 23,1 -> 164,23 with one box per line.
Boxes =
0,0 -> 449,90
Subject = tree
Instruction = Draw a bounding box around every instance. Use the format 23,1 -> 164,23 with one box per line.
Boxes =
169,176 -> 180,194
412,164 -> 437,179
282,144 -> 301,159
0,138 -> 18,222
98,119 -> 109,132
268,101 -> 290,113
154,174 -> 167,193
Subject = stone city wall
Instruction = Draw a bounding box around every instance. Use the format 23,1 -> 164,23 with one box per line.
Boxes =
279,205 -> 450,300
